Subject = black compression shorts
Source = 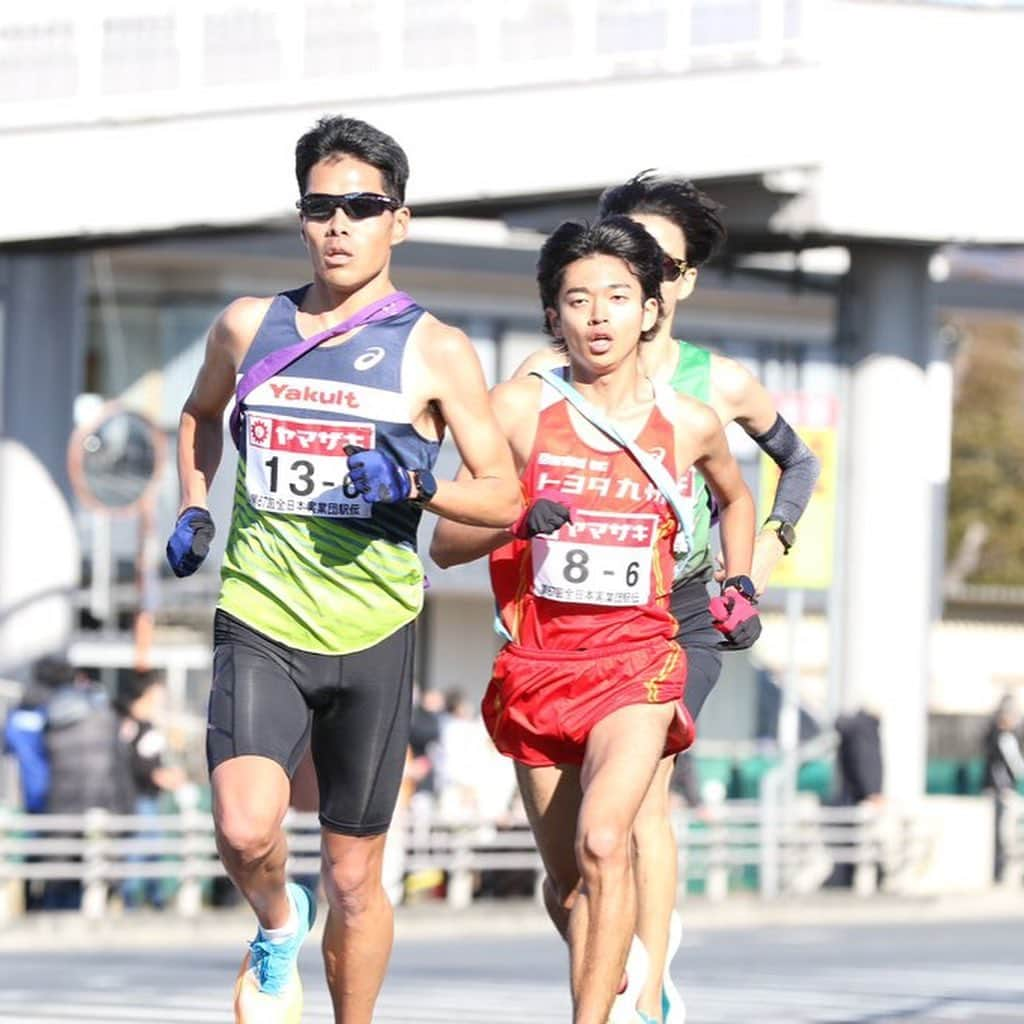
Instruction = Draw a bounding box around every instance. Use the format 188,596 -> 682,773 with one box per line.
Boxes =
670,572 -> 723,722
207,610 -> 415,836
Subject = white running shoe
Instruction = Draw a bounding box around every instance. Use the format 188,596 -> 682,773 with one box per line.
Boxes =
607,934 -> 650,1024
661,909 -> 686,1024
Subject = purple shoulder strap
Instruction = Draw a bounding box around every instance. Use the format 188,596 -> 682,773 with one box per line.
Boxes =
229,291 -> 415,449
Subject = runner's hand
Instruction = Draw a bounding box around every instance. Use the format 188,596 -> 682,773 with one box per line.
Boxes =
510,497 -> 572,539
166,507 -> 215,577
344,444 -> 411,503
709,589 -> 762,650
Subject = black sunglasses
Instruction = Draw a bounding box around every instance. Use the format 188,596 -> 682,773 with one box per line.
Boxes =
662,253 -> 690,281
296,192 -> 402,221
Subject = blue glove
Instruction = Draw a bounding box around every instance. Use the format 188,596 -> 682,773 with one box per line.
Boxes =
166,507 -> 216,578
344,445 -> 411,504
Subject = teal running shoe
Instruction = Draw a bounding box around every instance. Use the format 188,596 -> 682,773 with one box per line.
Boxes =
234,882 -> 316,1021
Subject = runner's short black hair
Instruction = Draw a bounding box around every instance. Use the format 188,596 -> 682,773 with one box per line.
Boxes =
295,115 -> 409,202
536,215 -> 666,347
598,170 -> 726,267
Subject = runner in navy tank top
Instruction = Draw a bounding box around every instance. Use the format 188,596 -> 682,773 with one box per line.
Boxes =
166,115 -> 521,1024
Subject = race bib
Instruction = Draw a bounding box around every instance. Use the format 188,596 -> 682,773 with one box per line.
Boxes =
244,413 -> 375,518
530,509 -> 659,606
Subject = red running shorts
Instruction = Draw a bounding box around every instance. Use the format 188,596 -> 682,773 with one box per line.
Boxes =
482,636 -> 695,767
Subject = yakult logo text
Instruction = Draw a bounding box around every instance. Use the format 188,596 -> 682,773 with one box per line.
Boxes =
269,382 -> 361,409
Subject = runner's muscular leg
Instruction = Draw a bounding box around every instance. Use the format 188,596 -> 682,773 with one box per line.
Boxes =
571,702 -> 676,1024
212,755 -> 293,929
515,760 -> 583,941
632,755 -> 678,1021
320,830 -> 392,1024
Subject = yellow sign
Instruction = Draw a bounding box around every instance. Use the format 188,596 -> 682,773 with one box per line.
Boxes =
758,394 -> 838,590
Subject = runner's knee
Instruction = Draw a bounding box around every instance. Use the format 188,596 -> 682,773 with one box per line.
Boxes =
321,836 -> 385,914
215,806 -> 282,865
576,821 -> 630,878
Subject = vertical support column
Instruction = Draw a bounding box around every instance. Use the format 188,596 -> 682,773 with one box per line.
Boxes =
0,252 -> 86,674
838,244 -> 934,802
0,251 -> 87,498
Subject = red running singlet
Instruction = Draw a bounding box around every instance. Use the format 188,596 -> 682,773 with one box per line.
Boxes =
490,375 -> 682,651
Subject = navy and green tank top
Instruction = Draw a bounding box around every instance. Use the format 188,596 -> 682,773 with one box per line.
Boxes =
669,340 -> 714,582
218,285 -> 440,654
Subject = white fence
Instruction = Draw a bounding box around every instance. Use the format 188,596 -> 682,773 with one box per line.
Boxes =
5,796 -> 1007,921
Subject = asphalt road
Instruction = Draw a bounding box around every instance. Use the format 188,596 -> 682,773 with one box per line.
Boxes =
2,916 -> 1023,1022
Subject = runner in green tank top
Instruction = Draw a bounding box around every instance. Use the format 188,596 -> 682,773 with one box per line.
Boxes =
512,172 -> 821,1024
166,115 -> 521,1024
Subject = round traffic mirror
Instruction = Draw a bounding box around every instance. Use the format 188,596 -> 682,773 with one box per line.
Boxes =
68,405 -> 164,513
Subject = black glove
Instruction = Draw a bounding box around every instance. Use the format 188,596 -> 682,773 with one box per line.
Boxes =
511,498 -> 573,539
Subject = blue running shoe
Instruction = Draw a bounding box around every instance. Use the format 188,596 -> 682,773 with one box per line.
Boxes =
234,882 -> 316,1023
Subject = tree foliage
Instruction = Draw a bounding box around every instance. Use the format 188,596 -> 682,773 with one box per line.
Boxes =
946,318 -> 1024,584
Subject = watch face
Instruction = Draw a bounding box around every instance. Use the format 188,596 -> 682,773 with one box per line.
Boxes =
778,522 -> 796,549
725,575 -> 756,600
414,470 -> 437,504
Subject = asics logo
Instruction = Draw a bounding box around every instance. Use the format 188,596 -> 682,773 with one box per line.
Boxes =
353,347 -> 386,371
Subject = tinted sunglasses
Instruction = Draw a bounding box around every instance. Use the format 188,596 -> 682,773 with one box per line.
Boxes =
662,253 -> 691,281
296,191 -> 402,221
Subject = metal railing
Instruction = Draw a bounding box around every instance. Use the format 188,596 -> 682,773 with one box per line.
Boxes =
0,0 -> 817,130
0,797 -> 949,921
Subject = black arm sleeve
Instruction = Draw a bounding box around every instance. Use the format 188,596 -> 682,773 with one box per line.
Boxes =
750,413 -> 821,525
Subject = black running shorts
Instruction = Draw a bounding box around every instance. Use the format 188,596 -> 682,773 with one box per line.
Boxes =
670,571 -> 724,722
207,610 -> 415,836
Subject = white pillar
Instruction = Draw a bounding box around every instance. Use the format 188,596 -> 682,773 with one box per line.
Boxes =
840,245 -> 934,802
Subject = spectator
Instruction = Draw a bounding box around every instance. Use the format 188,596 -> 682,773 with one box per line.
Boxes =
3,656 -> 70,909
43,666 -> 121,909
984,694 -> 1024,884
828,705 -> 884,889
4,656 -> 70,814
408,686 -> 443,804
835,706 -> 884,807
435,688 -> 491,822
116,669 -> 186,908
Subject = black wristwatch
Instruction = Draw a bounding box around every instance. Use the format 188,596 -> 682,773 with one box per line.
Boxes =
721,575 -> 757,602
765,519 -> 796,554
408,469 -> 438,508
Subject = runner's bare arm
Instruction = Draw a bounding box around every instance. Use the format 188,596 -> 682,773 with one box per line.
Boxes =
430,378 -> 536,568
689,404 -> 755,582
175,298 -> 266,515
711,353 -> 820,591
420,324 -> 523,528
710,354 -> 778,435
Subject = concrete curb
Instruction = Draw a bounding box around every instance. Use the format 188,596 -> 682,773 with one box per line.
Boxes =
4,891 -> 1024,952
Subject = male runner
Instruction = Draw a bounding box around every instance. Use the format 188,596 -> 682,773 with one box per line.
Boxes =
515,171 -> 822,1022
430,216 -> 757,1024
166,114 -> 520,1024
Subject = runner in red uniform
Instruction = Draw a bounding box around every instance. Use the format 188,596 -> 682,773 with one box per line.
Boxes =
431,216 -> 757,1024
